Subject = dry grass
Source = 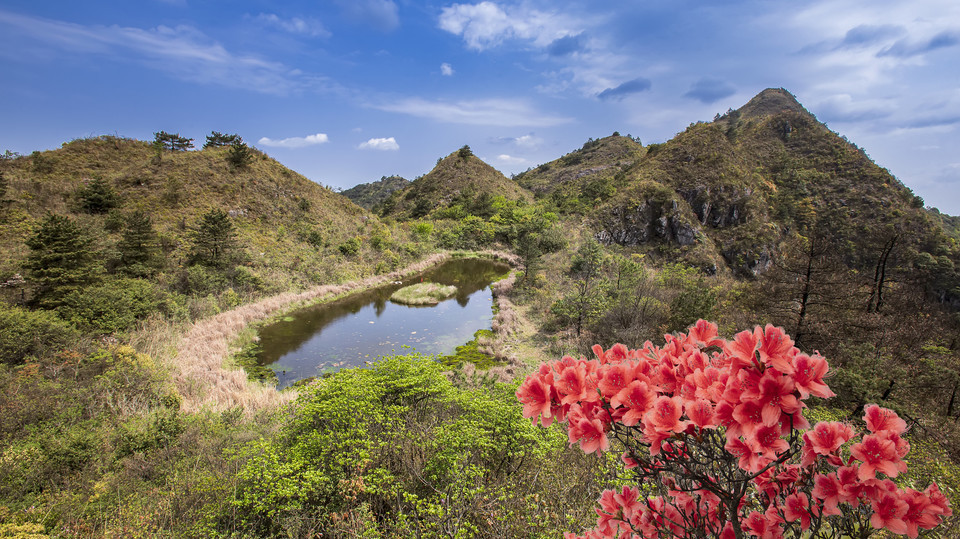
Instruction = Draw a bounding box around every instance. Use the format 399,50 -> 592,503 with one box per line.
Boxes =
170,253 -> 449,414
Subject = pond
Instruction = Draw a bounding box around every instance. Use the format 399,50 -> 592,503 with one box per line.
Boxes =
256,258 -> 511,388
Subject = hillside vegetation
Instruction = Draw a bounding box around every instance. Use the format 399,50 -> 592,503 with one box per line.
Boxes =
380,145 -> 532,219
341,174 -> 409,210
2,91 -> 960,538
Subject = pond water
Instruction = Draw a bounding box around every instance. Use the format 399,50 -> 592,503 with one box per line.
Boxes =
256,258 -> 511,388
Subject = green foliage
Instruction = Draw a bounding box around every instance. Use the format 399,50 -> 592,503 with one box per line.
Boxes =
0,303 -> 79,365
153,131 -> 194,152
438,329 -> 503,369
57,278 -> 172,333
412,221 -> 434,242
658,262 -> 719,332
76,178 -> 119,214
338,236 -> 361,256
458,144 -> 473,160
24,214 -> 101,309
389,282 -> 457,305
116,210 -> 162,277
234,355 -> 598,537
226,139 -> 253,170
203,131 -> 239,149
189,209 -> 239,268
341,175 -> 409,210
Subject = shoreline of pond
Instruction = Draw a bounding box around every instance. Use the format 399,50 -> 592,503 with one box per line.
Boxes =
170,250 -> 520,415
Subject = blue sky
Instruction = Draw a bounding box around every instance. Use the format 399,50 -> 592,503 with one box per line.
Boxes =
1,0 -> 959,213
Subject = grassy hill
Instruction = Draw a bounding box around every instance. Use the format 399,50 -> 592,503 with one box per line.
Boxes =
341,175 -> 410,211
380,146 -> 532,219
0,135 -> 402,307
591,89 -> 957,284
514,133 -> 644,197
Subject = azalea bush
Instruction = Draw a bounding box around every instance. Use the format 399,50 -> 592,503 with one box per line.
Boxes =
516,320 -> 952,538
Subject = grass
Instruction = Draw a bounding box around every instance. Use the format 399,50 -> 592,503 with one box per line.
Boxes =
389,282 -> 457,305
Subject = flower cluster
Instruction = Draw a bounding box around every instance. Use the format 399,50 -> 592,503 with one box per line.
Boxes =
516,320 -> 951,538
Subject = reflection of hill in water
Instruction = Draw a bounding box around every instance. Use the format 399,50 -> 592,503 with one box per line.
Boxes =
255,258 -> 509,387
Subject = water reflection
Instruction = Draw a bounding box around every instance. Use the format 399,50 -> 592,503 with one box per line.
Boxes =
256,258 -> 509,388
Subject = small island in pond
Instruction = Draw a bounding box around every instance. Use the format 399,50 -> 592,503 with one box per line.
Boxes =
389,282 -> 458,305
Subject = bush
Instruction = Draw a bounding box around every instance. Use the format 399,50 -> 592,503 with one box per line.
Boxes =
234,355 -> 603,537
57,278 -> 172,333
338,237 -> 361,256
517,321 -> 953,538
0,304 -> 79,365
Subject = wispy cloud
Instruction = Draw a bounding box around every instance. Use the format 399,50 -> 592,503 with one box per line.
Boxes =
494,154 -> 526,164
0,10 -> 321,95
334,0 -> 399,32
597,78 -> 651,101
253,13 -> 330,38
489,133 -> 542,150
358,137 -> 399,150
878,31 -> 960,58
258,133 -> 329,148
440,62 -> 454,76
375,97 -> 571,127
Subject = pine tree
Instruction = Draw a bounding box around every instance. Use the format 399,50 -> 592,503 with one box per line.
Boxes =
190,209 -> 238,268
203,131 -> 239,149
226,139 -> 253,170
77,178 -> 119,214
154,131 -> 194,152
117,210 -> 161,276
25,214 -> 100,308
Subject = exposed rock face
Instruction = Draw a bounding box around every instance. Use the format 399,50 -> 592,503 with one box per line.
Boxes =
677,186 -> 752,228
595,198 -> 700,247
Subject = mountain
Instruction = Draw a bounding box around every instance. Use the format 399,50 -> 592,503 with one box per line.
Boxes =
341,175 -> 410,210
380,146 -> 532,218
0,135 -> 369,284
514,133 -> 644,196
591,88 -> 957,285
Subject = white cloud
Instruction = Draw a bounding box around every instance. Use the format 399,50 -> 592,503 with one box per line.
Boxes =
258,133 -> 330,148
440,62 -> 454,76
0,10 -> 324,96
438,1 -> 577,51
375,97 -> 571,127
358,137 -> 400,150
254,13 -> 330,38
495,154 -> 526,164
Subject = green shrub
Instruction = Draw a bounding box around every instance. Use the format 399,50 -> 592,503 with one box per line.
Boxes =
234,355 -> 601,537
57,278 -> 172,333
338,237 -> 361,256
0,304 -> 79,365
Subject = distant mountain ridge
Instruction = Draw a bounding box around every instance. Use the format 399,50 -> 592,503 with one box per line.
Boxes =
341,175 -> 410,210
380,146 -> 532,218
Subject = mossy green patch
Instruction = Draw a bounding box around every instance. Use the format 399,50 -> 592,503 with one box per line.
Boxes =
438,329 -> 504,370
389,282 -> 457,305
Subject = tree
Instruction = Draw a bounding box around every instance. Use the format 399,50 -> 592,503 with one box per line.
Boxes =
154,131 -> 194,152
117,210 -> 161,276
203,131 -> 240,149
24,214 -> 100,308
458,145 -> 473,160
77,177 -> 119,214
226,138 -> 253,170
552,239 -> 607,337
189,209 -> 238,268
517,321 -> 952,538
